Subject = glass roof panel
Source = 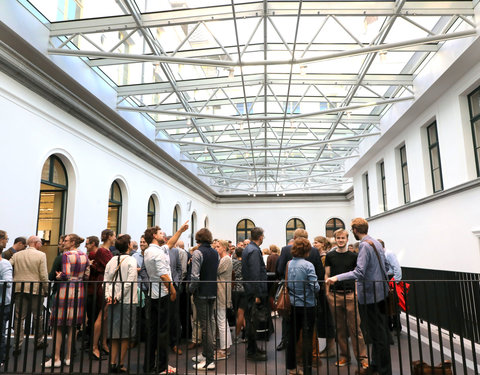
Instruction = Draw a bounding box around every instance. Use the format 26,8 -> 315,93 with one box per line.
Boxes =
17,0 -> 477,194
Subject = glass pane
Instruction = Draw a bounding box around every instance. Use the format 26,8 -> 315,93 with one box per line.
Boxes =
428,124 -> 437,144
433,169 -> 443,192
430,147 -> 440,169
112,182 -> 122,202
237,231 -> 247,243
326,229 -> 334,238
286,230 -> 294,243
38,190 -> 64,269
286,219 -> 295,230
474,120 -> 480,145
400,146 -> 406,163
52,158 -> 67,187
296,220 -> 305,229
108,204 -> 120,233
147,214 -> 154,228
246,220 -> 255,229
41,159 -> 50,182
402,166 -> 409,185
404,183 -> 410,203
470,90 -> 480,118
148,196 -> 155,213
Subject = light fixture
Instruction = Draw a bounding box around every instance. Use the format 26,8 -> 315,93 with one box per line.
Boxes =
228,67 -> 235,80
299,64 -> 307,76
346,111 -> 352,119
253,193 -> 256,197
364,16 -> 378,32
204,147 -> 208,153
327,143 -> 332,150
187,118 -> 192,125
289,120 -> 294,128
239,122 -> 244,131
283,193 -> 285,196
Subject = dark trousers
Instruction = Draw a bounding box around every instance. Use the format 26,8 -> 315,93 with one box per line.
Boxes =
145,296 -> 169,373
359,301 -> 392,375
169,285 -> 181,348
286,306 -> 315,375
0,304 -> 10,363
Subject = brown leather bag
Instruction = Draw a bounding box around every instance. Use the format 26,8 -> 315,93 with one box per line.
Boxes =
411,360 -> 453,375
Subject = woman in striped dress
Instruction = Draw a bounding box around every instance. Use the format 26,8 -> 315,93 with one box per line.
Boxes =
45,233 -> 90,368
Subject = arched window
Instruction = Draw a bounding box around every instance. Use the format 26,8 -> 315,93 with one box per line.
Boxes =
326,218 -> 345,238
190,212 -> 197,247
38,155 -> 68,267
204,216 -> 209,228
286,218 -> 305,244
173,205 -> 179,233
108,181 -> 122,235
236,219 -> 255,244
147,196 -> 156,227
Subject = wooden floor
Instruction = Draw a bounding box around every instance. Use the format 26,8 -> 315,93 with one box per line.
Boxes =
3,314 -> 479,375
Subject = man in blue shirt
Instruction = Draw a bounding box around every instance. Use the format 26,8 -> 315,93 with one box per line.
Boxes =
242,227 -> 268,361
0,230 -> 12,364
326,218 -> 391,375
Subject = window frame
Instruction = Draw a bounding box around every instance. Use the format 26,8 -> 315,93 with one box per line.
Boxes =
37,155 -> 68,246
236,219 -> 255,244
108,181 -> 122,235
427,121 -> 444,193
364,172 -> 371,217
379,160 -> 387,211
468,86 -> 480,177
190,212 -> 196,247
147,196 -> 156,227
325,218 -> 345,238
285,218 -> 306,245
399,145 -> 411,203
173,205 -> 179,234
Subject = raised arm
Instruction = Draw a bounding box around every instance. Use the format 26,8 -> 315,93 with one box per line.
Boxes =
167,221 -> 189,249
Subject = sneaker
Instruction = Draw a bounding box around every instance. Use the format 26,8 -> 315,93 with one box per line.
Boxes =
335,358 -> 350,367
192,353 -> 206,363
44,359 -> 61,368
193,361 -> 215,371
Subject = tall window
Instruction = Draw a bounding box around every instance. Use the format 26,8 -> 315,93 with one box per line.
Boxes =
147,196 -> 156,227
173,205 -> 179,234
364,173 -> 371,217
379,161 -> 387,211
427,122 -> 443,193
468,87 -> 480,176
190,212 -> 196,247
38,155 -> 68,268
204,216 -> 209,228
236,219 -> 255,243
400,145 -> 411,203
108,181 -> 122,234
286,218 -> 305,244
325,218 -> 345,238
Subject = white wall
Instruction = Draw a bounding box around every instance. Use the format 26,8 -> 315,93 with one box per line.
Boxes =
0,72 -> 211,252
211,200 -> 353,248
348,45 -> 480,273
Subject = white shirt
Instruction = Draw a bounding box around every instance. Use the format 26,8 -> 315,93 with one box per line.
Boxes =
144,244 -> 171,299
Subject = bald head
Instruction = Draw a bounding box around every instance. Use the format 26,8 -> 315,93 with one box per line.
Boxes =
176,240 -> 185,249
293,228 -> 308,239
27,236 -> 42,250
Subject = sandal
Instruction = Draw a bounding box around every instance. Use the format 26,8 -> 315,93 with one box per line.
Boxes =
288,369 -> 304,375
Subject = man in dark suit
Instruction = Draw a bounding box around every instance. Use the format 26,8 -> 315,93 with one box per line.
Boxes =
2,237 -> 26,261
275,229 -> 325,350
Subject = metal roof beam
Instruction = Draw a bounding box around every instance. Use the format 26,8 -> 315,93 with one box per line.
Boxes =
115,74 -> 413,95
48,29 -> 476,67
49,1 -> 474,36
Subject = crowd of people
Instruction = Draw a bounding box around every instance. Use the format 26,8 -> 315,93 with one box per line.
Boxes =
0,217 -> 402,375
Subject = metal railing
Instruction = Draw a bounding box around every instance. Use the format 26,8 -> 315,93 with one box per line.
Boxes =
0,279 -> 477,374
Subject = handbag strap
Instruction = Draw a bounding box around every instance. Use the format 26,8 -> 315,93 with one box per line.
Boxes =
113,255 -> 127,282
364,240 -> 389,295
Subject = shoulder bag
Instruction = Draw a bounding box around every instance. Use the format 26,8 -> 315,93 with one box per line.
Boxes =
274,260 -> 291,316
365,240 -> 395,316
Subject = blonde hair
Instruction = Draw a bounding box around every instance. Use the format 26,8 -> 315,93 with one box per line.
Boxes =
217,240 -> 229,251
269,244 -> 280,254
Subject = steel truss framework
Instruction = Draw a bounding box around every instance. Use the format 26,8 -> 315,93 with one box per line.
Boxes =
23,0 -> 477,194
